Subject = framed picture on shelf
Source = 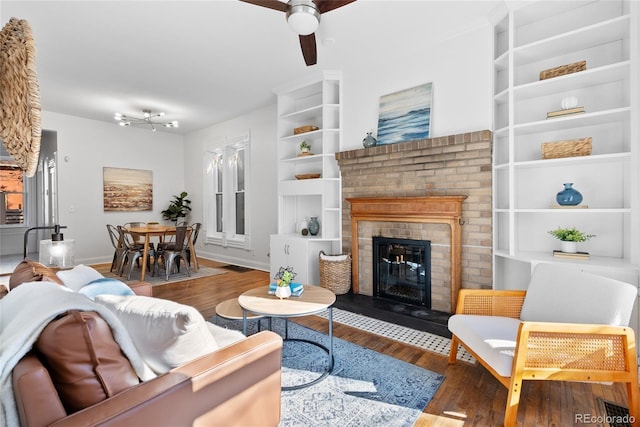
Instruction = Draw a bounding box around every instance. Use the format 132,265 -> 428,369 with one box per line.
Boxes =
376,82 -> 432,145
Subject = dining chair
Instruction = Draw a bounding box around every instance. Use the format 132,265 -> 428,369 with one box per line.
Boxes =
106,224 -> 126,273
154,226 -> 191,281
117,226 -> 154,280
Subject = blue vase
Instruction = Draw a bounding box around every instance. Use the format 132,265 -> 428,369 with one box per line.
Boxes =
362,132 -> 377,148
556,183 -> 583,206
308,217 -> 319,236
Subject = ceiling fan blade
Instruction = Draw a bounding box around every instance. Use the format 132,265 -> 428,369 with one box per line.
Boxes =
299,33 -> 317,66
238,0 -> 288,13
314,0 -> 357,14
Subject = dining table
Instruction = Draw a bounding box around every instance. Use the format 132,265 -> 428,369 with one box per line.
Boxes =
125,225 -> 198,282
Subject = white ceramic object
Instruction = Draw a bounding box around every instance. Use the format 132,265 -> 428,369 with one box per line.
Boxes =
275,285 -> 291,299
560,241 -> 578,253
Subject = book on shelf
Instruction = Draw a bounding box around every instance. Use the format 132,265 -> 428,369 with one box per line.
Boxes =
546,107 -> 585,118
553,250 -> 589,260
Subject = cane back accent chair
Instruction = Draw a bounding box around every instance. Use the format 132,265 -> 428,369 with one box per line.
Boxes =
448,263 -> 639,427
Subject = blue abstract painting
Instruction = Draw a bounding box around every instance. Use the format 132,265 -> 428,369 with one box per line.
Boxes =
377,82 -> 432,145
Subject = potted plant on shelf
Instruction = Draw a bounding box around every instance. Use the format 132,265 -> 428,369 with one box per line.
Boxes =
299,140 -> 311,155
548,226 -> 595,253
161,191 -> 192,224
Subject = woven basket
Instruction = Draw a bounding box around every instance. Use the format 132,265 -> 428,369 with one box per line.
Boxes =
541,137 -> 592,159
539,60 -> 586,80
293,125 -> 319,135
319,251 -> 351,295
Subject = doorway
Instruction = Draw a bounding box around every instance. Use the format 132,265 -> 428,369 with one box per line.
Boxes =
0,130 -> 58,274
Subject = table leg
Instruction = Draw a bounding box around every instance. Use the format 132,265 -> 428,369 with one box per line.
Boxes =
242,309 -> 247,336
328,307 -> 334,370
140,236 -> 149,282
188,234 -> 199,272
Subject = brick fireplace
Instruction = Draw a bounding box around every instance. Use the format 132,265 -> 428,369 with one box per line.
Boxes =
335,130 -> 492,313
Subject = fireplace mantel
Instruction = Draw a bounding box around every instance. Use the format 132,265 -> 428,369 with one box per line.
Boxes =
346,195 -> 467,312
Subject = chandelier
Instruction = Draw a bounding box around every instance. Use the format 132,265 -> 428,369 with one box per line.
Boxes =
114,109 -> 179,131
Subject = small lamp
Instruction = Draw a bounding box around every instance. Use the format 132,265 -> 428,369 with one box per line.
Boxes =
23,225 -> 75,268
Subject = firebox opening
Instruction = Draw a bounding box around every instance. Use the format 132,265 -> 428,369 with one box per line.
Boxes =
373,236 -> 431,309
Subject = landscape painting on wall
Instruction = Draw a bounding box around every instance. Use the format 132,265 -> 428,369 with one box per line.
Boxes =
377,82 -> 432,145
103,167 -> 152,211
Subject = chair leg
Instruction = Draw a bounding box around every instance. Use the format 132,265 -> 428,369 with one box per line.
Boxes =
117,254 -> 128,277
626,377 -> 640,426
448,335 -> 459,364
504,375 -> 522,427
182,255 -> 190,277
127,253 -> 142,281
110,251 -> 118,272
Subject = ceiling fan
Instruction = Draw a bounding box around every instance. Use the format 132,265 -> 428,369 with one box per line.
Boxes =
239,0 -> 357,66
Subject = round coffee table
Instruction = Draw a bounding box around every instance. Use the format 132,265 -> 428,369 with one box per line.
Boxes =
238,285 -> 336,390
215,298 -> 267,331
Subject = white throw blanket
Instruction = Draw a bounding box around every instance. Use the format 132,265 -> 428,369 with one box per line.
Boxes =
0,282 -> 156,427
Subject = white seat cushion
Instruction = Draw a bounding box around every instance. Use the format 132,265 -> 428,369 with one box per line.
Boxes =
448,314 -> 520,377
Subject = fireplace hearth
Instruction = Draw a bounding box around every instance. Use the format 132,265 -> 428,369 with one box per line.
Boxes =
373,236 -> 431,308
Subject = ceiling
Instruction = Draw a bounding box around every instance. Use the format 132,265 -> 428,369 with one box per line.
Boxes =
1,0 -> 502,134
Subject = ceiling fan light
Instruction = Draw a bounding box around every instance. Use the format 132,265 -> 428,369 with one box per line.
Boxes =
287,2 -> 320,35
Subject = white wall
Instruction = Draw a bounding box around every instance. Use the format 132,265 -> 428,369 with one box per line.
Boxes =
340,26 -> 493,149
183,104 -> 278,272
42,111 -> 185,265
182,24 -> 493,271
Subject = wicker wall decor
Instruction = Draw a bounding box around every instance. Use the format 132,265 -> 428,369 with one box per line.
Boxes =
0,18 -> 41,177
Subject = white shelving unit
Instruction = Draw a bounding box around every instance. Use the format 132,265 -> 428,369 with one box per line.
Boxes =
270,71 -> 343,286
492,0 -> 639,288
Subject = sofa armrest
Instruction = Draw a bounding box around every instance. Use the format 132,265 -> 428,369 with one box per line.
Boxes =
13,353 -> 68,427
51,330 -> 283,427
455,289 -> 526,318
128,282 -> 152,297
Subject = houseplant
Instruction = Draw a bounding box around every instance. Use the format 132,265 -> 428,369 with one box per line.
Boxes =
299,140 -> 311,154
547,226 -> 595,253
274,266 -> 296,299
161,191 -> 192,224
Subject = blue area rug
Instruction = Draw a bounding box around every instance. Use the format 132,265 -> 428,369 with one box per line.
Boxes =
215,317 -> 444,427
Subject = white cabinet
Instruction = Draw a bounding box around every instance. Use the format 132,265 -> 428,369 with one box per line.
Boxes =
270,70 -> 343,285
492,0 -> 639,289
269,235 -> 333,286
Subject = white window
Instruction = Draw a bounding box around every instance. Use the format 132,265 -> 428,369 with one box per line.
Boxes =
204,132 -> 251,249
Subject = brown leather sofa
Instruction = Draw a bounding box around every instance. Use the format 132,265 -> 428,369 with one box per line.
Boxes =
6,260 -> 283,427
13,331 -> 283,427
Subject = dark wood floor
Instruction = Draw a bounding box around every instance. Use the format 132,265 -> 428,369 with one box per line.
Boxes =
94,259 -> 631,426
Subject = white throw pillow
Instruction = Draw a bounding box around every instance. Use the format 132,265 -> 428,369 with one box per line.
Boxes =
206,322 -> 245,348
56,264 -> 104,292
94,294 -> 221,374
